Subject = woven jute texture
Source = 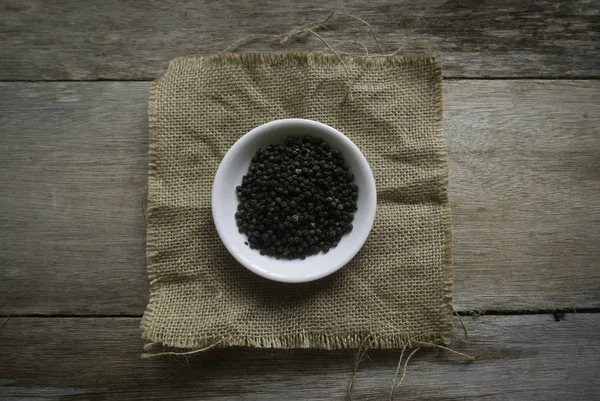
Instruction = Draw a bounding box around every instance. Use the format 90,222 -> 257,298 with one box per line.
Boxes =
142,53 -> 453,351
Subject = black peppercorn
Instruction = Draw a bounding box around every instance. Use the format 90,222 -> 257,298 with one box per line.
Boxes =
235,136 -> 359,259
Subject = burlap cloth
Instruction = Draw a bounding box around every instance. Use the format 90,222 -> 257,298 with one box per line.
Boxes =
142,53 -> 452,351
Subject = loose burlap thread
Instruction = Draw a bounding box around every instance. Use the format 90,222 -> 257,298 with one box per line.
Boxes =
142,53 -> 453,353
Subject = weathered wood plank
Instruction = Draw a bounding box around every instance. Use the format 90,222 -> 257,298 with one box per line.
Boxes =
445,80 -> 600,310
0,80 -> 598,315
1,0 -> 598,80
0,315 -> 598,400
0,82 -> 149,315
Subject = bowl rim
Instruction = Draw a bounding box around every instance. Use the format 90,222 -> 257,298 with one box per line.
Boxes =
212,118 -> 377,283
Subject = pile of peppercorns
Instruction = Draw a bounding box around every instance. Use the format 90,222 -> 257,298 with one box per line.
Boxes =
235,136 -> 358,259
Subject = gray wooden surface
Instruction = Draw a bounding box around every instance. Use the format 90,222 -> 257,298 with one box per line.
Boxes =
1,315 -> 599,400
1,0 -> 599,79
1,1 -> 599,400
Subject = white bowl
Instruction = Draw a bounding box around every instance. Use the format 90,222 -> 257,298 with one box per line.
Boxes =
212,119 -> 376,283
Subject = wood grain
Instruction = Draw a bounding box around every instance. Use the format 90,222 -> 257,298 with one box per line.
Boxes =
0,82 -> 149,315
0,314 -> 598,400
446,80 -> 600,310
0,80 -> 599,315
1,0 -> 599,80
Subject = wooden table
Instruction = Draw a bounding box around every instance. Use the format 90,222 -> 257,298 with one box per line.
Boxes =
1,2 -> 599,399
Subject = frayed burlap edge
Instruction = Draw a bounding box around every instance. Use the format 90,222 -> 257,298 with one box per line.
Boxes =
141,52 -> 453,352
142,76 -> 160,341
432,56 -> 455,348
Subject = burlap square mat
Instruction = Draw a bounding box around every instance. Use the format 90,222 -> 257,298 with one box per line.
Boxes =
142,53 -> 452,352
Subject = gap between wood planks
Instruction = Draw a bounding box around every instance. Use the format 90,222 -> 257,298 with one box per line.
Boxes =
1,308 -> 599,319
0,76 -> 599,83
